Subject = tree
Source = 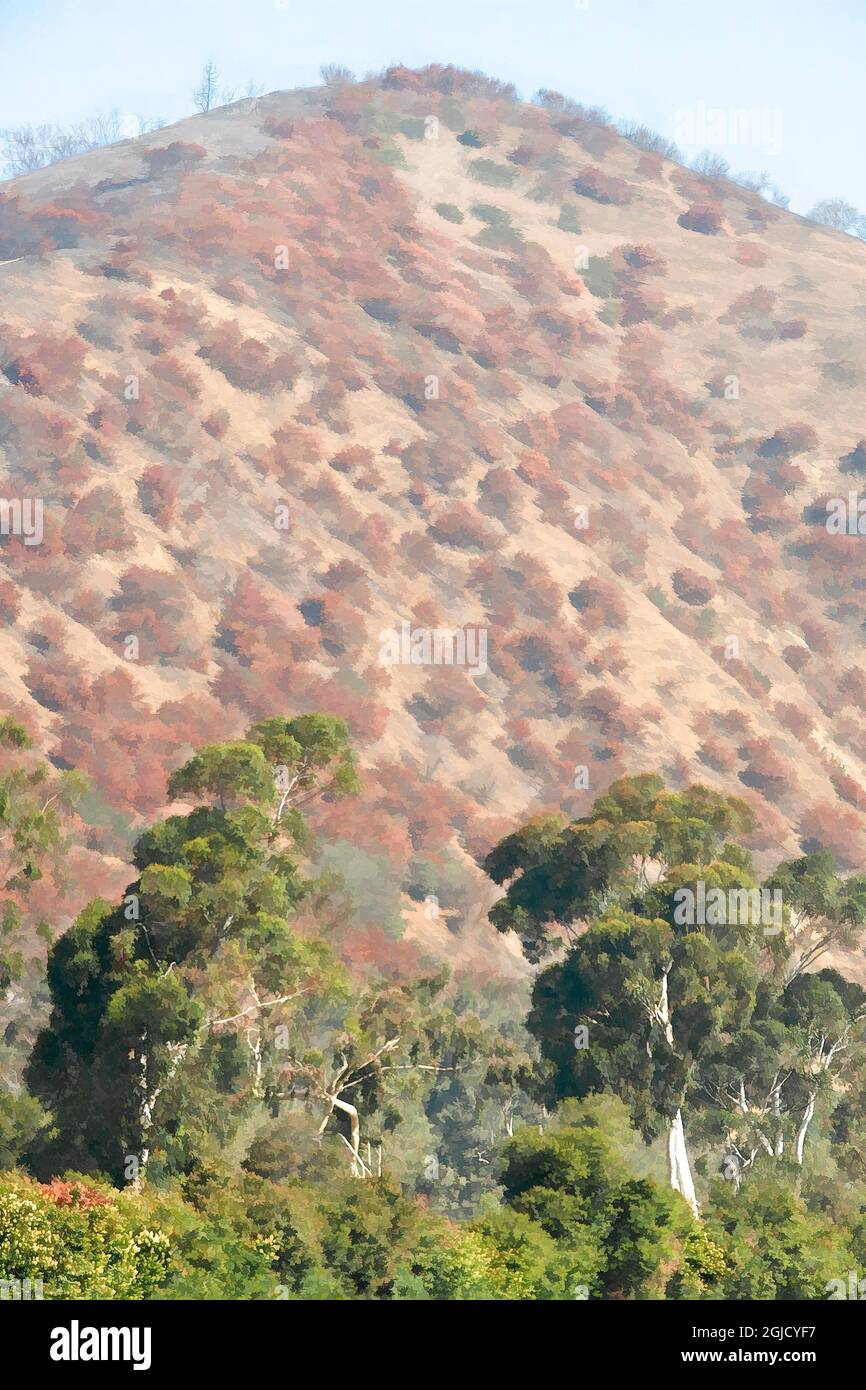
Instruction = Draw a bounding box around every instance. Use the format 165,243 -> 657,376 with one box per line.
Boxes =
807,198 -> 866,238
499,1100 -> 684,1297
699,968 -> 866,1182
487,775 -> 866,1210
193,62 -> 221,114
670,1173 -> 850,1299
1,112 -> 120,176
764,851 -> 866,982
485,776 -> 767,1215
270,972 -> 505,1182
0,1174 -> 170,1298
0,716 -> 87,1162
320,64 -> 356,86
26,715 -> 358,1184
691,151 -> 730,180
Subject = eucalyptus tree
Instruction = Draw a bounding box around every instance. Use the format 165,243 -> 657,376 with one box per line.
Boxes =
26,716 -> 358,1184
698,967 -> 866,1187
486,775 -> 866,1210
0,715 -> 87,1161
764,851 -> 866,982
486,775 -> 769,1215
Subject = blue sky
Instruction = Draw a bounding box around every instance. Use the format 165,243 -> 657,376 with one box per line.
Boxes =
2,0 -> 863,214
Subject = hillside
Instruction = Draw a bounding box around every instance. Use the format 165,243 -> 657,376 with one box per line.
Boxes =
2,64 -> 866,989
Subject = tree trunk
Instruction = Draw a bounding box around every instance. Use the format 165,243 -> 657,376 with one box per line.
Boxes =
795,1091 -> 816,1166
332,1095 -> 363,1176
134,1033 -> 188,1189
668,1108 -> 699,1217
135,1033 -> 151,1189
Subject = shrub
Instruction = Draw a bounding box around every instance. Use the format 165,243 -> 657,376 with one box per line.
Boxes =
777,319 -> 807,340
568,577 -> 628,632
734,242 -> 768,267
758,423 -> 818,458
0,1176 -> 170,1299
469,159 -> 519,189
582,255 -> 615,298
572,167 -> 632,206
840,440 -> 866,475
428,503 -> 496,551
144,142 -> 206,176
556,204 -> 582,234
672,568 -> 716,606
616,120 -> 680,161
678,203 -> 723,235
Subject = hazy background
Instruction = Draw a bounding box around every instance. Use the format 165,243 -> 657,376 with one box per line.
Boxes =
1,0 -> 863,215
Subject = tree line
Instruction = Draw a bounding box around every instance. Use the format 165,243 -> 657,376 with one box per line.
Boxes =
2,716 -> 866,1298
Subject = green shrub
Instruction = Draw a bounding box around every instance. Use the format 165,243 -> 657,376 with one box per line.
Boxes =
582,255 -> 615,298
0,1177 -> 170,1299
471,203 -> 511,226
468,159 -> 518,189
398,117 -> 427,141
556,204 -> 583,234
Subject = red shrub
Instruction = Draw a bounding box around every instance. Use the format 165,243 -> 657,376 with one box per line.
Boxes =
800,801 -> 866,870
568,576 -> 628,632
758,423 -> 819,458
777,319 -> 807,340
0,579 -> 21,623
572,167 -> 633,206
678,203 -> 724,235
672,568 -> 716,606
63,486 -> 133,558
734,242 -> 768,267
145,142 -> 207,176
39,1180 -> 112,1210
428,503 -> 496,551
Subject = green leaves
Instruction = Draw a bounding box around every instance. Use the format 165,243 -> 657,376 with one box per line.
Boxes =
482,812 -> 568,885
484,776 -> 759,960
499,1105 -> 680,1297
139,863 -> 193,907
0,716 -> 32,750
167,742 -> 274,810
27,712 -> 361,1184
250,712 -> 350,767
165,716 -> 360,822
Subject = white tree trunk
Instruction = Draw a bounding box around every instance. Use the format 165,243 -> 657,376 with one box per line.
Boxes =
134,1033 -> 188,1189
668,1108 -> 699,1217
795,1091 -> 816,1166
332,1095 -> 363,1176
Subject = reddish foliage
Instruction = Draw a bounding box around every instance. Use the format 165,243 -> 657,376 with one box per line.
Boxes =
572,167 -> 633,206
678,203 -> 724,235
39,1179 -> 112,1209
145,142 -> 207,176
672,568 -> 716,606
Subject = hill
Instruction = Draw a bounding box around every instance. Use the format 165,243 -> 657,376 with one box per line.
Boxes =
2,64 -> 866,991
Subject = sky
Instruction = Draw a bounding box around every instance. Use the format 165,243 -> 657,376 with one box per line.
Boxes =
1,0 -> 863,215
